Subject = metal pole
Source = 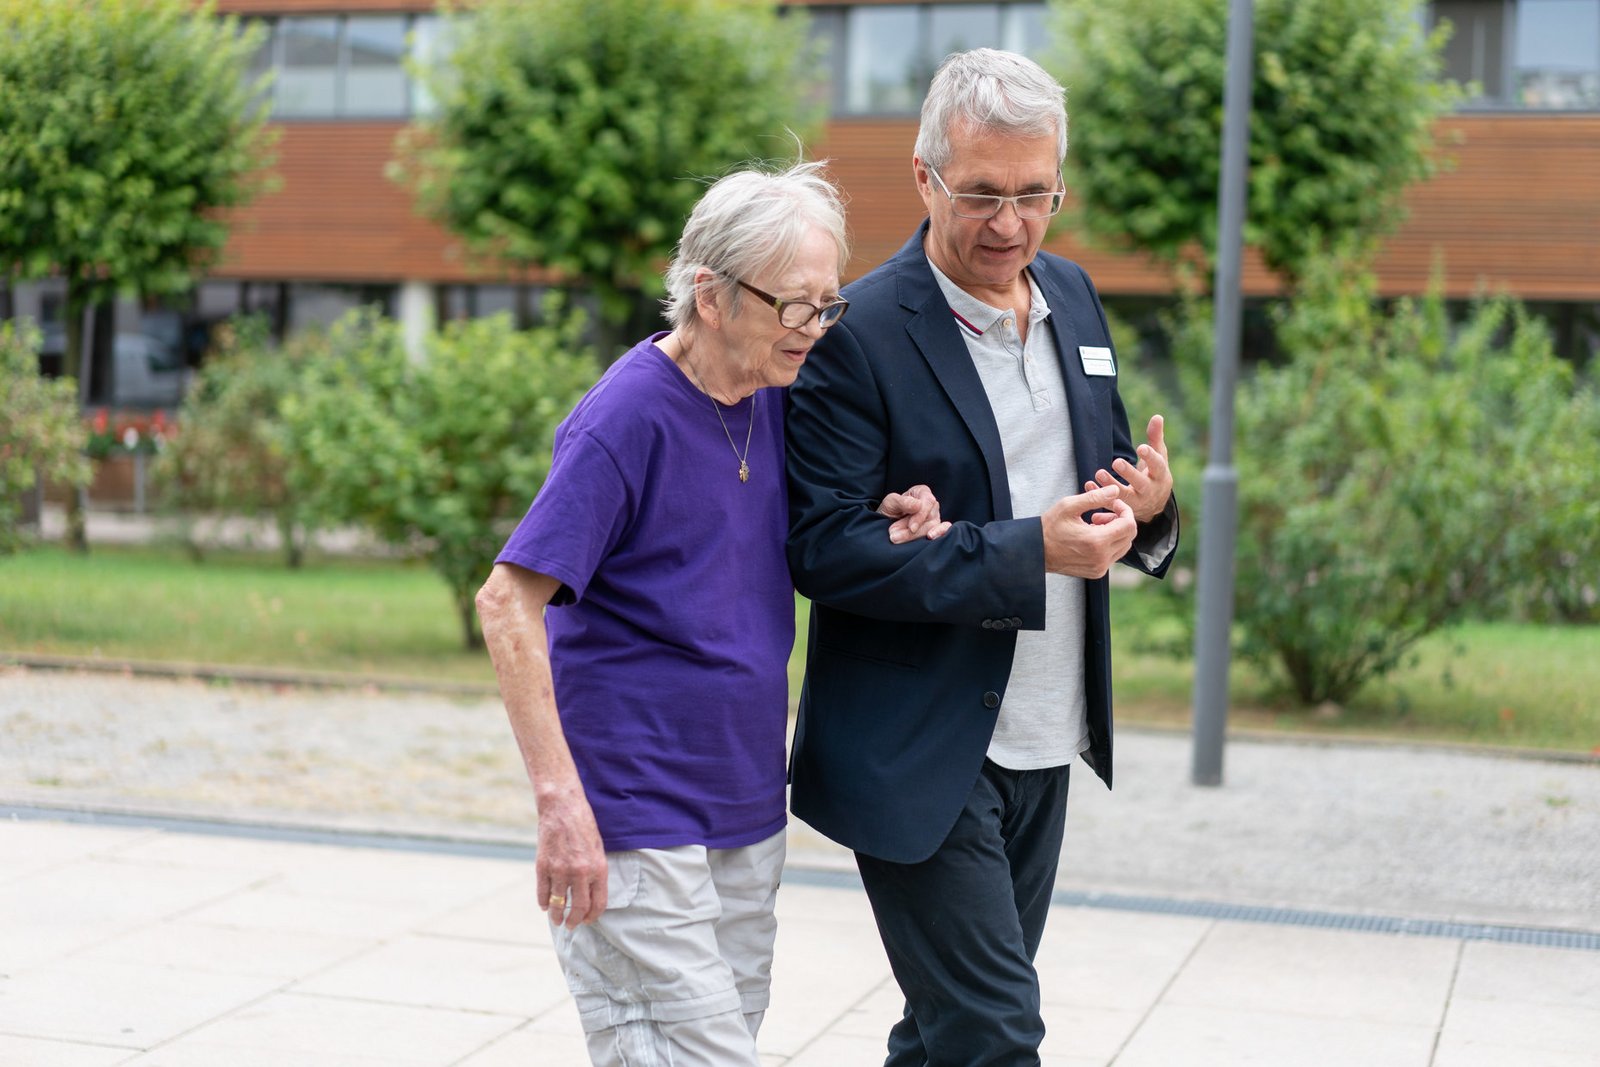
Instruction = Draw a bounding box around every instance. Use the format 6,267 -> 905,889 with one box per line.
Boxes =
1191,0 -> 1255,787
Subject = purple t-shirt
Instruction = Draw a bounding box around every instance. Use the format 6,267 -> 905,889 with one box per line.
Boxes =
496,334 -> 792,851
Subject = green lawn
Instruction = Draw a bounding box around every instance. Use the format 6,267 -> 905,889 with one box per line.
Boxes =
3,545 -> 1595,754
0,544 -> 494,685
1108,582 -> 1599,753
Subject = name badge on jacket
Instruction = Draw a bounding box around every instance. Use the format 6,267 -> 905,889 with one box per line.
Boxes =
1078,346 -> 1117,377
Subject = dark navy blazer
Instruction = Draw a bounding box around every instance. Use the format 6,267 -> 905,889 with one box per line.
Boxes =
785,223 -> 1179,864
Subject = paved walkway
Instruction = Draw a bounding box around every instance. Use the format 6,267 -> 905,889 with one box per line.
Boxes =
2,669 -> 1598,1065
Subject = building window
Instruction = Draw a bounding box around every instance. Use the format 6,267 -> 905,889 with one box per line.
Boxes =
247,14 -> 451,120
1431,0 -> 1600,108
1515,0 -> 1600,106
276,18 -> 341,118
823,2 -> 1050,116
345,17 -> 410,118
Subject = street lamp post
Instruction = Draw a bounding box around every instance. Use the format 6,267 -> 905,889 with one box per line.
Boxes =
1191,0 -> 1255,787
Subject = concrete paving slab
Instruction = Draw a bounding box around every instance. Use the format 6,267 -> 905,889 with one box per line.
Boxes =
66,918 -> 372,980
120,991 -> 521,1064
454,1023 -> 593,1066
0,960 -> 279,1047
1453,939 -> 1600,1006
293,932 -> 571,1017
4,804 -> 1599,1065
0,1034 -> 134,1067
1115,1002 -> 1438,1067
414,876 -> 544,944
1160,923 -> 1460,1025
1033,908 -> 1209,1010
1437,995 -> 1600,1061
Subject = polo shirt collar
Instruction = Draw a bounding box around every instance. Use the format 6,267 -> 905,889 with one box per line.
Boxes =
926,257 -> 1051,340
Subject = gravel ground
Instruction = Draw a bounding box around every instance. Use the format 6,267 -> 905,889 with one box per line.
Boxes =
3,665 -> 1597,932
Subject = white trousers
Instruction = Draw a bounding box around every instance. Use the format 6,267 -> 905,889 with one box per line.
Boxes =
550,829 -> 786,1067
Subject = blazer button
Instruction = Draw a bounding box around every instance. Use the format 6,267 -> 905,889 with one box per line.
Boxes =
1010,617 -> 1022,627
983,691 -> 1001,709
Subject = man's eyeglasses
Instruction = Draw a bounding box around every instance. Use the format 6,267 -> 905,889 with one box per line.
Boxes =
926,164 -> 1065,221
736,280 -> 850,330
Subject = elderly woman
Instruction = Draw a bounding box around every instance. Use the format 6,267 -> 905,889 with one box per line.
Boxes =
475,162 -> 945,1067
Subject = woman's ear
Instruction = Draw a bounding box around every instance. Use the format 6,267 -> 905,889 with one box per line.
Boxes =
693,268 -> 722,330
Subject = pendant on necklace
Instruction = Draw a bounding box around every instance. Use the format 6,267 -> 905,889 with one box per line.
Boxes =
739,461 -> 750,483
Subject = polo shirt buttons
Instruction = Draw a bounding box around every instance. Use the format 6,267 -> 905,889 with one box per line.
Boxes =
983,691 -> 1001,709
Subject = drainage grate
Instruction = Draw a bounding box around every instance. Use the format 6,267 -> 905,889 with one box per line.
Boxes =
1047,888 -> 1600,951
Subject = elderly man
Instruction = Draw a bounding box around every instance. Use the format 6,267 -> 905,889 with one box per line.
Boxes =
786,50 -> 1180,1066
477,162 -> 945,1067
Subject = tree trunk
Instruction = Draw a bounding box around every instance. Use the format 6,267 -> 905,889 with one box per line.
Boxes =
456,585 -> 483,651
277,510 -> 304,569
61,279 -> 89,553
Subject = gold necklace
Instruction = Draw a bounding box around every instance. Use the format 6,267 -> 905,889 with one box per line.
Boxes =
691,369 -> 755,483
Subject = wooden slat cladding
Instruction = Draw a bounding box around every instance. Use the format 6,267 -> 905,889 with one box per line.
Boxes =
213,124 -> 538,284
1374,115 -> 1600,301
818,114 -> 1600,300
212,115 -> 1600,301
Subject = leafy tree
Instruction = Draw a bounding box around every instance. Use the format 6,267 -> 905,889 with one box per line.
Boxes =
394,0 -> 824,349
0,0 -> 275,547
0,324 -> 91,554
1229,260 -> 1598,704
282,308 -> 599,649
1048,0 -> 1458,290
153,318 -> 320,568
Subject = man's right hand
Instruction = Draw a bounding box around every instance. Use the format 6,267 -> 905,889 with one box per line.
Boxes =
535,785 -> 609,929
1042,485 -> 1137,578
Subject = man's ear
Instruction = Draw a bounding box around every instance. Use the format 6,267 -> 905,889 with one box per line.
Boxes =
912,155 -> 938,216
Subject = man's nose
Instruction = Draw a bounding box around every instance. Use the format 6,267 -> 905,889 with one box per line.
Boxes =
986,201 -> 1024,235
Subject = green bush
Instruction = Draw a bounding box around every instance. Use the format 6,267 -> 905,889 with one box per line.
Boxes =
282,307 -> 600,648
153,317 -> 320,566
0,323 -> 90,554
1048,0 -> 1456,290
1232,261 -> 1598,703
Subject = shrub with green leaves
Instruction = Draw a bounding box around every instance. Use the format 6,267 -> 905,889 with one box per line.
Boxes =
153,317 -> 320,567
1048,0 -> 1457,290
1232,261 -> 1598,703
0,323 -> 91,554
282,307 -> 599,648
394,0 -> 824,342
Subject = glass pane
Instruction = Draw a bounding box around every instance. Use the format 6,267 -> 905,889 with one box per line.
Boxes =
1433,1 -> 1508,102
805,7 -> 846,118
1002,3 -> 1051,59
345,16 -> 408,116
845,6 -> 921,114
242,18 -> 275,110
929,5 -> 1001,67
408,15 -> 458,117
1515,0 -> 1600,107
277,17 -> 340,117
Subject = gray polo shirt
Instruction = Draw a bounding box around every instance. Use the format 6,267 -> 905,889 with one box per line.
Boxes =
929,259 -> 1089,769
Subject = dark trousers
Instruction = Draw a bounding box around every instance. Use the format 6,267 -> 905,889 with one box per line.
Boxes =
855,759 -> 1071,1067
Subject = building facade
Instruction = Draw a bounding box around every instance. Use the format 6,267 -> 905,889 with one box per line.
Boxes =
8,0 -> 1599,383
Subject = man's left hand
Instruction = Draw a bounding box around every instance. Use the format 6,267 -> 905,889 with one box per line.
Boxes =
1086,414 -> 1173,524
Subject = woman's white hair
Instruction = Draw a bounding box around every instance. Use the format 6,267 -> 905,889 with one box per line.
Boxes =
914,48 -> 1068,171
662,161 -> 849,330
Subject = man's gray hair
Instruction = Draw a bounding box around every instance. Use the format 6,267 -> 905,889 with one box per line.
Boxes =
663,161 -> 849,330
914,48 -> 1067,171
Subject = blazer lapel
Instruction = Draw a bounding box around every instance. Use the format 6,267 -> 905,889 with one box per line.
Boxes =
893,233 -> 1015,522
